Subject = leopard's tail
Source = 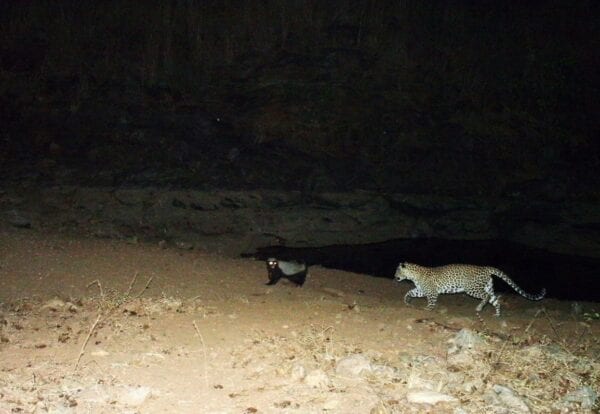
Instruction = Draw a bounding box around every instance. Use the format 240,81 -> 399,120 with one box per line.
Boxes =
489,267 -> 546,300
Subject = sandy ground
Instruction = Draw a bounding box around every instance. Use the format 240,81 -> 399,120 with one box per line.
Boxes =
0,227 -> 598,413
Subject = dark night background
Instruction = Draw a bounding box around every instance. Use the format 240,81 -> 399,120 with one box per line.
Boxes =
1,1 -> 599,299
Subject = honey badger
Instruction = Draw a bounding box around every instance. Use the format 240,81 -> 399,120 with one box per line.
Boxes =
265,258 -> 308,286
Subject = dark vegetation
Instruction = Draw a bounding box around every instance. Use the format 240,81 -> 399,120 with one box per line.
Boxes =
1,1 -> 598,197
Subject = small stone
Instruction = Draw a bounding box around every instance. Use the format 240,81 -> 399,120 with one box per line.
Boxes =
462,379 -> 483,394
570,302 -> 583,316
76,384 -> 109,404
562,386 -> 597,409
370,401 -> 390,414
65,301 -> 79,312
118,385 -> 152,407
322,398 -> 339,410
176,241 -> 194,250
448,329 -> 485,354
6,210 -> 31,228
406,390 -> 458,405
305,369 -> 330,389
160,297 -> 182,311
322,287 -> 344,297
42,298 -> 66,311
126,236 -> 139,244
291,364 -> 306,381
371,364 -> 397,379
335,354 -> 372,377
446,350 -> 477,371
490,385 -> 531,413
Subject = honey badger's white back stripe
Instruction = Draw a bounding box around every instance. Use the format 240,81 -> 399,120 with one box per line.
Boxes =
269,258 -> 307,275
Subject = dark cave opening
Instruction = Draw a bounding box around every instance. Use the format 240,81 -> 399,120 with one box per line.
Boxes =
247,238 -> 600,302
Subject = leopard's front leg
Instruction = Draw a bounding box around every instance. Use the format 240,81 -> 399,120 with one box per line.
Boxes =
404,287 -> 424,306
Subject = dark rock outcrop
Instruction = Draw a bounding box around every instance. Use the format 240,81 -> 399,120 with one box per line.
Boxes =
1,186 -> 598,259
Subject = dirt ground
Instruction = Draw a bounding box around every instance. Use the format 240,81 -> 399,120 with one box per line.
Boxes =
0,227 -> 598,413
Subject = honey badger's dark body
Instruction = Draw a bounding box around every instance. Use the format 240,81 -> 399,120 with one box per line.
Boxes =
266,258 -> 307,286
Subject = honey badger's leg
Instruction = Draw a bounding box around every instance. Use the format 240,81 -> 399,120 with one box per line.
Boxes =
265,264 -> 283,285
286,270 -> 307,286
265,274 -> 282,285
277,260 -> 307,286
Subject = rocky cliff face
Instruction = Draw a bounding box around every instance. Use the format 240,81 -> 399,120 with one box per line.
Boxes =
2,186 -> 598,259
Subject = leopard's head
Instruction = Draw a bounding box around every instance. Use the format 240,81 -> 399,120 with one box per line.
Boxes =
394,262 -> 418,282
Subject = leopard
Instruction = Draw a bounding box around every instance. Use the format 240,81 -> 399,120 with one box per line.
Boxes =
394,262 -> 546,316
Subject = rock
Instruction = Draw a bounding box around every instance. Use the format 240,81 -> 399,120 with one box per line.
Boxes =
6,210 -> 31,228
172,198 -> 186,208
406,376 -> 440,392
113,189 -> 150,206
91,349 -> 110,357
446,329 -> 486,372
335,354 -> 372,377
4,185 -> 599,258
125,236 -> 139,244
487,385 -> 531,413
144,297 -> 182,313
322,287 -> 345,297
76,384 -> 110,404
446,350 -> 477,371
117,385 -> 152,407
369,401 -> 390,414
570,302 -> 583,316
322,398 -> 339,410
562,386 -> 597,410
175,241 -> 194,250
406,390 -> 458,404
91,223 -> 124,239
462,379 -> 484,394
448,329 -> 485,354
291,364 -> 306,381
304,369 -> 330,389
160,297 -> 182,310
371,364 -> 397,380
523,344 -> 573,365
42,298 -> 66,311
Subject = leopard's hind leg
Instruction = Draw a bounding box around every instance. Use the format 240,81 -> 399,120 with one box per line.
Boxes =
425,294 -> 438,311
475,279 -> 502,316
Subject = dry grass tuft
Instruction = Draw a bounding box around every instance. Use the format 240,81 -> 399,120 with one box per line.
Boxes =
74,272 -> 153,371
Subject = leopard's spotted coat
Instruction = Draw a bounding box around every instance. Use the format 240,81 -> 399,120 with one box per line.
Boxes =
394,262 -> 546,316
